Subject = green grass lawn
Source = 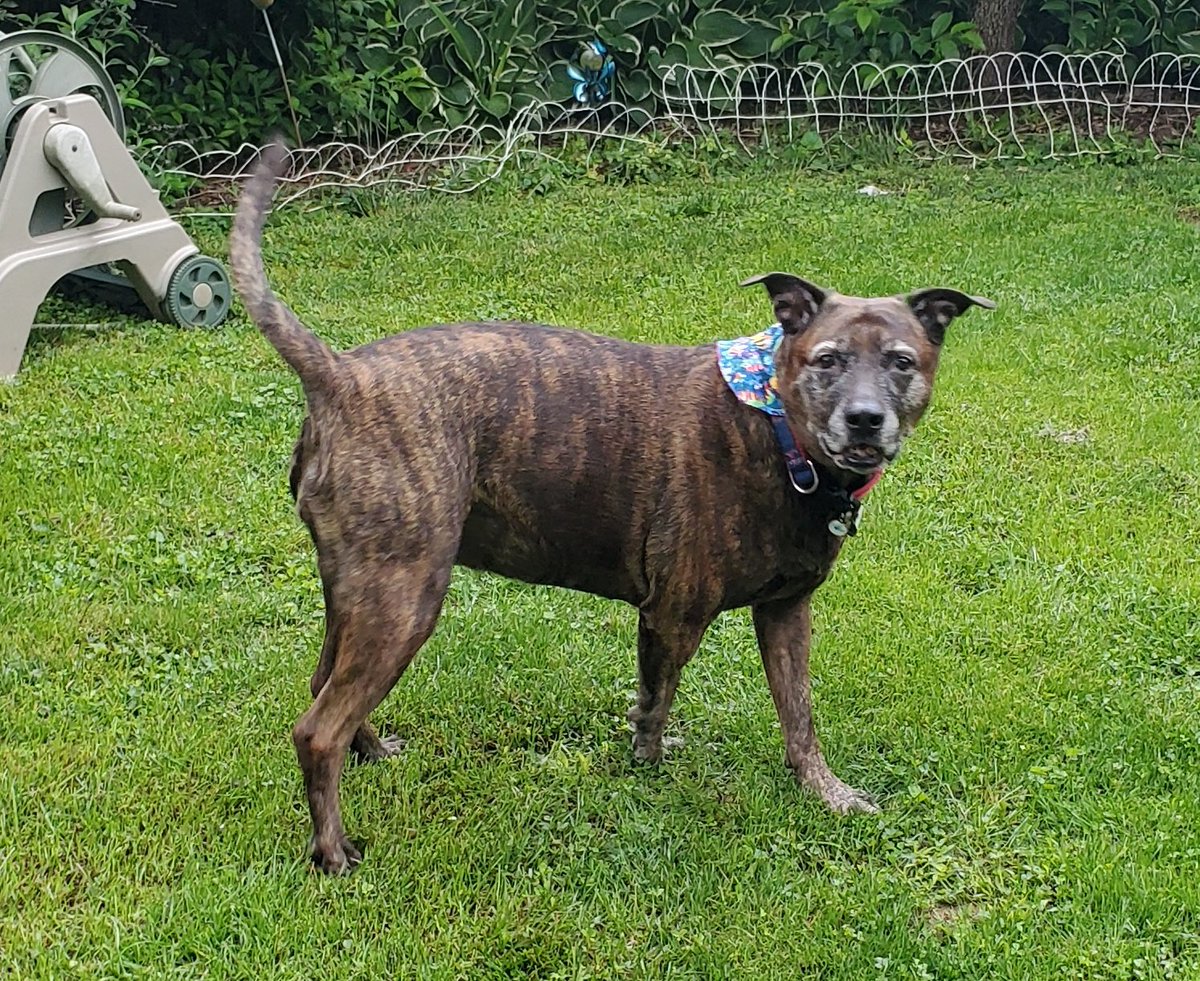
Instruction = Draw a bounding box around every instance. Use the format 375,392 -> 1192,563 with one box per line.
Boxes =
2,158 -> 1200,979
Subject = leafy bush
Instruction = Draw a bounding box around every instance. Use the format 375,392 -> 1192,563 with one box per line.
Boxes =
0,0 -> 1195,152
1023,0 -> 1200,56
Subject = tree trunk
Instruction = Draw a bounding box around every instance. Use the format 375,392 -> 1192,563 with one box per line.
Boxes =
971,0 -> 1025,54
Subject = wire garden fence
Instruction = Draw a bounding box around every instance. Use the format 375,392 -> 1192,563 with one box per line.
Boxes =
137,49 -> 1200,208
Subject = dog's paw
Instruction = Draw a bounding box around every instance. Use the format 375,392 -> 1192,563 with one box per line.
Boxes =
792,760 -> 881,816
309,835 -> 363,876
351,728 -> 407,765
375,735 -> 407,757
818,781 -> 880,816
356,735 -> 407,764
631,732 -> 663,763
631,733 -> 684,763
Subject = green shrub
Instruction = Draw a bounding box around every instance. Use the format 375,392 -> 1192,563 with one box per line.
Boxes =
1023,0 -> 1200,57
0,0 -> 1195,151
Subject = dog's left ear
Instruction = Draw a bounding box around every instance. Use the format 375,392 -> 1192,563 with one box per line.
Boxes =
740,272 -> 828,335
906,288 -> 996,345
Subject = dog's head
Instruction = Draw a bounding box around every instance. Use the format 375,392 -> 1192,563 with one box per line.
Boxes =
742,273 -> 994,476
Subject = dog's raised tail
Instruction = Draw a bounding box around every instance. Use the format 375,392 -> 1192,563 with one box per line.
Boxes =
229,141 -> 336,393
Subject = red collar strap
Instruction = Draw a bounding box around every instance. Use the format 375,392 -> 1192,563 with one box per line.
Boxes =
769,415 -> 883,538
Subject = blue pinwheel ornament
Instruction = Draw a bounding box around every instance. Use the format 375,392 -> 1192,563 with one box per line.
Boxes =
567,39 -> 616,105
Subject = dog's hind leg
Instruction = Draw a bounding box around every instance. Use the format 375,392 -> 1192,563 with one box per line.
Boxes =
753,595 -> 879,815
628,609 -> 710,763
307,546 -> 404,764
294,557 -> 452,875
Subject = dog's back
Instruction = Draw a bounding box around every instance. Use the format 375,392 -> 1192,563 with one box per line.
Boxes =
285,318 -> 722,602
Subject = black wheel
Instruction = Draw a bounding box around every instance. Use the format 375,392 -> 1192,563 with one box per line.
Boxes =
163,254 -> 231,328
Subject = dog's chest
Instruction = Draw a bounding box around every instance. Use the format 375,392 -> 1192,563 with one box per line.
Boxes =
720,512 -> 842,609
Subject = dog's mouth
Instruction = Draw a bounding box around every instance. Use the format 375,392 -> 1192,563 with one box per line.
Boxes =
818,435 -> 891,475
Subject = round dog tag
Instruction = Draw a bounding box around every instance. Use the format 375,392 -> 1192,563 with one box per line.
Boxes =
828,517 -> 849,537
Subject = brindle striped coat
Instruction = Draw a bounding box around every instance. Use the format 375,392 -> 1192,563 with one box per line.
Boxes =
229,143 -> 993,874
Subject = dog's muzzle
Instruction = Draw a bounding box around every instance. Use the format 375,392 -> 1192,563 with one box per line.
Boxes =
818,400 -> 900,473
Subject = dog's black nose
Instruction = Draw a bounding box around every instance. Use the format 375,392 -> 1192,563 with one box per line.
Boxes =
844,403 -> 885,433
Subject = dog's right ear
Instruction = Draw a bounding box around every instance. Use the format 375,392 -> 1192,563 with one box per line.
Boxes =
739,273 -> 828,334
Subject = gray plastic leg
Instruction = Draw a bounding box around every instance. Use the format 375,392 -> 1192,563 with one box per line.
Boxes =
0,292 -> 40,380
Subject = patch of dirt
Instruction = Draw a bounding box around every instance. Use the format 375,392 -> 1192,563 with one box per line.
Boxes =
1037,423 -> 1091,445
924,901 -> 985,934
1179,207 -> 1200,225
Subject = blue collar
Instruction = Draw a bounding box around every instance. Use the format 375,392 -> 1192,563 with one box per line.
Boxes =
769,414 -> 820,494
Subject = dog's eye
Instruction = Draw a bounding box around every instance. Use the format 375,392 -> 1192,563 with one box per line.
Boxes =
891,354 -> 916,372
813,352 -> 838,369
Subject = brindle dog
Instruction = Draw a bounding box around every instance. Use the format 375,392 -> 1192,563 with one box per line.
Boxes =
229,144 -> 994,875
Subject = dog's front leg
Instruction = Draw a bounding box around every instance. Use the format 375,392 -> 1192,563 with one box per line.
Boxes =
752,596 -> 879,815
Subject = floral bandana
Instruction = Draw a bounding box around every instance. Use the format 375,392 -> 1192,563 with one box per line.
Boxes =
716,323 -> 786,415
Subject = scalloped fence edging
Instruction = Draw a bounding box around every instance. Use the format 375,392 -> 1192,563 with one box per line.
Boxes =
136,50 -> 1200,210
